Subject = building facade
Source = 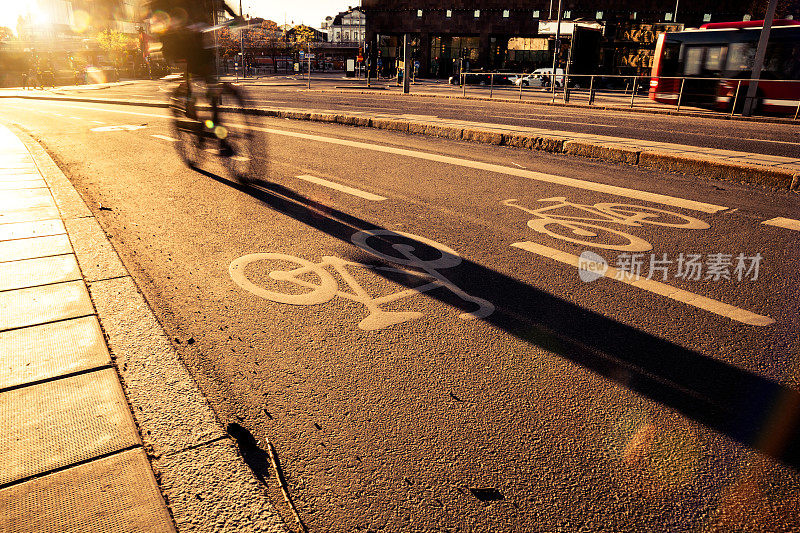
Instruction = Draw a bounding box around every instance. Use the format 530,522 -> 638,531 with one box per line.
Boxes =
362,0 -> 800,77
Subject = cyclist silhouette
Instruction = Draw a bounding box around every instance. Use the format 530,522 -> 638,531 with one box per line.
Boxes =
145,0 -> 240,79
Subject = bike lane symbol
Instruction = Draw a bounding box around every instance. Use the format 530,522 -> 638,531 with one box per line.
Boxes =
503,197 -> 710,252
229,230 -> 495,331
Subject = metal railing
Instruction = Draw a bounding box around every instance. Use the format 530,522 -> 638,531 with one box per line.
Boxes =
455,72 -> 800,119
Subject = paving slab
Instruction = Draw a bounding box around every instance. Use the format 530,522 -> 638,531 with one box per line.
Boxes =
0,233 -> 73,263
0,447 -> 175,533
0,368 -> 140,485
0,253 -> 82,291
0,205 -> 61,224
0,280 -> 94,332
0,172 -> 42,181
0,190 -> 54,210
0,219 -> 66,241
0,316 -> 110,390
0,180 -> 47,190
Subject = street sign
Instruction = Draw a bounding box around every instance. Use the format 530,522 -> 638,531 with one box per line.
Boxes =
299,50 -> 304,59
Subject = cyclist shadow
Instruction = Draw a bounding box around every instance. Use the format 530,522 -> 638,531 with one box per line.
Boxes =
197,167 -> 800,471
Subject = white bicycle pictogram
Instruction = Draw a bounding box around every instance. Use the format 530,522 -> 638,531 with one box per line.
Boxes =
229,230 -> 494,331
503,197 -> 710,252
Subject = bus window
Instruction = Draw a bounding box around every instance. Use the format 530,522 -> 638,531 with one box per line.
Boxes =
661,42 -> 680,75
684,46 -> 704,76
704,46 -> 724,73
726,41 -> 755,72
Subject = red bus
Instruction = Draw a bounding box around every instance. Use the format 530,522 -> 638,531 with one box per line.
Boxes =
649,20 -> 800,113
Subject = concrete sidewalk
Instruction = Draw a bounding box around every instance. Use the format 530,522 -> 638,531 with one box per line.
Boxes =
1,88 -> 798,191
0,123 -> 287,532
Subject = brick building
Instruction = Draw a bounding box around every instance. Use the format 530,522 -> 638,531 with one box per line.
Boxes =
361,0 -> 800,77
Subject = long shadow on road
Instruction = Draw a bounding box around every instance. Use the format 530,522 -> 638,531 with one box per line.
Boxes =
198,167 -> 800,470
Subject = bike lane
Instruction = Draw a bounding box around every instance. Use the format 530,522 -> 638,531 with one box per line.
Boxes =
3,99 -> 799,532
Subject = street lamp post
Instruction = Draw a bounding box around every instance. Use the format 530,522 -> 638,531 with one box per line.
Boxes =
551,0 -> 563,99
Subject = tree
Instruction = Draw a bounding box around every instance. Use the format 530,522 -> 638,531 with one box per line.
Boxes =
96,29 -> 135,67
0,27 -> 14,42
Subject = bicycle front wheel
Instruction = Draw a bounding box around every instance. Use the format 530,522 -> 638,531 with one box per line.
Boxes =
229,253 -> 337,305
214,83 -> 254,183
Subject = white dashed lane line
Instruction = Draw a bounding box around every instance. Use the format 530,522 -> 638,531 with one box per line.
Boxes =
762,217 -> 800,231
512,241 -> 775,327
151,134 -> 178,142
297,174 -> 387,201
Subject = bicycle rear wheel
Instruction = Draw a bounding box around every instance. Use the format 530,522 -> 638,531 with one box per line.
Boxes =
213,83 -> 254,183
169,81 -> 204,168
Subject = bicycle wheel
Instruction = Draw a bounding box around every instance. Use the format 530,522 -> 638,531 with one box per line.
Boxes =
169,81 -> 205,168
594,204 -> 710,229
527,219 -> 652,252
229,253 -> 337,305
213,83 -> 254,183
351,230 -> 462,269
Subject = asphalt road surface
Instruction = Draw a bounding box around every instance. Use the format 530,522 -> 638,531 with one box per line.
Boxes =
3,96 -> 799,532
43,77 -> 800,158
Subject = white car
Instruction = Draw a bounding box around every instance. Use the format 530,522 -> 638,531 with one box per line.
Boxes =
511,74 -> 543,88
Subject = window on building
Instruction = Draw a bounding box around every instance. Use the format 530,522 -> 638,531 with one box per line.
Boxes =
631,12 -> 638,20
474,10 -> 480,18
532,10 -> 540,18
563,10 -> 571,19
446,9 -> 452,18
596,11 -> 603,19
417,9 -> 422,17
665,12 -> 673,21
503,10 -> 509,18
703,13 -> 711,22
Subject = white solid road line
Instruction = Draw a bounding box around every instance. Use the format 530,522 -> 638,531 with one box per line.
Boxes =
40,101 -> 728,213
298,174 -> 387,201
253,126 -> 728,214
151,134 -> 178,142
762,217 -> 800,231
511,241 -> 775,327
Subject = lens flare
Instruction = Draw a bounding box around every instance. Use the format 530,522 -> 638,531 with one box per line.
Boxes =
205,120 -> 215,129
215,126 -> 228,139
150,11 -> 170,34
70,10 -> 91,33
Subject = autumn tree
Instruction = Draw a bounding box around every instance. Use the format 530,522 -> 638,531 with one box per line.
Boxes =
96,29 -> 135,67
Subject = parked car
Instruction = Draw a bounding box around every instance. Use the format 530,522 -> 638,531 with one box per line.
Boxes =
511,74 -> 543,88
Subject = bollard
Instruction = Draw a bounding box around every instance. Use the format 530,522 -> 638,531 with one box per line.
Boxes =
795,98 -> 800,121
490,73 -> 493,99
519,74 -> 524,100
676,78 -> 685,112
588,75 -> 595,105
629,76 -> 638,107
462,73 -> 466,97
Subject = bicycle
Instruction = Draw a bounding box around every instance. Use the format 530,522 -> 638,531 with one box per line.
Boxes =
503,197 -> 710,252
229,230 -> 494,331
168,22 -> 254,183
